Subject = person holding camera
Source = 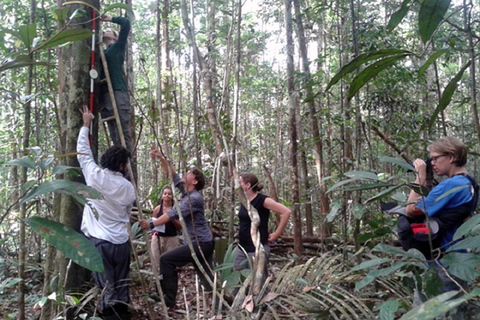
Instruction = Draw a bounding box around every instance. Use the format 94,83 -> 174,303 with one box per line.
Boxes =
406,137 -> 478,316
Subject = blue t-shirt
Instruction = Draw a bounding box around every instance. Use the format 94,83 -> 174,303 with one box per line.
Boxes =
417,175 -> 474,248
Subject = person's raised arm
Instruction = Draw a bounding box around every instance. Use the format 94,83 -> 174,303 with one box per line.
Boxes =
406,158 -> 427,217
150,148 -> 176,176
77,106 -> 95,169
263,198 -> 291,242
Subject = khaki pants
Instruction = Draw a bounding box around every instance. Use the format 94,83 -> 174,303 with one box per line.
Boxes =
150,235 -> 179,274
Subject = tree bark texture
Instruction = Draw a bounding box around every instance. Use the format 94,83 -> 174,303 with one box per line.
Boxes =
284,0 -> 303,256
41,2 -> 98,319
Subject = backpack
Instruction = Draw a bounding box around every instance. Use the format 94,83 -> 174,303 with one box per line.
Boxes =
383,174 -> 479,260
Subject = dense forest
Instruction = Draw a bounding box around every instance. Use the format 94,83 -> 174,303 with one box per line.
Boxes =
1,0 -> 480,318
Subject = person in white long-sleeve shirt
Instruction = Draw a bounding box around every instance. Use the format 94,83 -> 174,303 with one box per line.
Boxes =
77,106 -> 135,320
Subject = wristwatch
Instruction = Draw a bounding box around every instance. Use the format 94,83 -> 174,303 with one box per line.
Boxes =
149,218 -> 155,230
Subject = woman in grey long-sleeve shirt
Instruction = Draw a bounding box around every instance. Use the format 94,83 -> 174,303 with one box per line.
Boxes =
140,149 -> 214,308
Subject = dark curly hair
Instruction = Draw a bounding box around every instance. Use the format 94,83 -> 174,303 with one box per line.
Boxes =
100,145 -> 131,172
190,168 -> 206,191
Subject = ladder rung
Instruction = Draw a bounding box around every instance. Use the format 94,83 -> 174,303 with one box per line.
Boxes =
102,115 -> 116,122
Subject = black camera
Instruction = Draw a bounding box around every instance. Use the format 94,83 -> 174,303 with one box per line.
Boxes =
424,158 -> 435,188
409,158 -> 436,190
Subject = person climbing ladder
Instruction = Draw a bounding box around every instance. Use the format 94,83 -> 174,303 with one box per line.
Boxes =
99,14 -> 132,154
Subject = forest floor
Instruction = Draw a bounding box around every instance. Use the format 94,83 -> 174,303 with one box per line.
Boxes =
2,245 -> 305,319
130,245 -> 298,319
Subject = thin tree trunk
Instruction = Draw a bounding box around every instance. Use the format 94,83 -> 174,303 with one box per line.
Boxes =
180,0 -> 224,157
463,0 -> 480,144
229,0 -> 241,242
125,0 -> 137,182
350,0 -> 363,261
189,0 -> 202,168
292,0 -> 326,237
284,0 -> 302,256
19,1 -> 36,318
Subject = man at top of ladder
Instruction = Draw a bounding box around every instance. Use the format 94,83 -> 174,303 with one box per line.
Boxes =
99,14 -> 132,155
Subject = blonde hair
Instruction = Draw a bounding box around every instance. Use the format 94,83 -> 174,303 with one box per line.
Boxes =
428,136 -> 467,167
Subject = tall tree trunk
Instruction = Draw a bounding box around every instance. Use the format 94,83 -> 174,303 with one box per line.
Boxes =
19,1 -> 36,318
295,106 -> 313,237
188,0 -> 202,168
350,0 -> 363,261
292,0 -> 327,237
162,0 -> 172,159
125,0 -> 137,182
229,0 -> 241,241
284,0 -> 303,256
41,2 -> 98,319
180,0 -> 224,158
463,0 -> 480,144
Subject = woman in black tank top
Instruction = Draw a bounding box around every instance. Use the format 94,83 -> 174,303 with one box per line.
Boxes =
233,173 -> 291,283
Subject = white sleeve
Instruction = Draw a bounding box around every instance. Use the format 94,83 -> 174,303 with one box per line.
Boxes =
76,127 -> 100,183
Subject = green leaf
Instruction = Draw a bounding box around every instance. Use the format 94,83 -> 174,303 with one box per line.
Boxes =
326,178 -> 355,194
365,184 -> 405,203
378,156 -> 415,172
424,267 -> 443,296
387,0 -> 411,31
353,204 -> 365,219
391,192 -> 407,202
373,243 -> 428,264
398,288 -> 480,319
35,29 -> 92,51
22,180 -> 37,193
418,0 -> 451,44
406,183 -> 430,197
25,217 -> 104,273
0,55 -> 48,72
453,214 -> 480,240
54,8 -> 70,27
379,299 -> 400,320
344,183 -> 391,192
427,61 -> 470,132
52,165 -> 82,177
40,156 -> 55,170
21,180 -> 103,205
4,156 -> 36,169
418,49 -> 449,77
0,277 -> 22,290
351,258 -> 391,272
326,202 -> 342,223
348,54 -> 410,99
355,261 -> 408,291
19,24 -> 36,50
325,49 -> 412,92
344,170 -> 380,181
223,271 -> 241,289
103,4 -> 135,20
441,252 -> 480,282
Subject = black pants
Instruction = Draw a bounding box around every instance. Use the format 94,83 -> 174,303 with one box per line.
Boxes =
90,238 -> 131,313
99,90 -> 132,154
160,241 -> 214,307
